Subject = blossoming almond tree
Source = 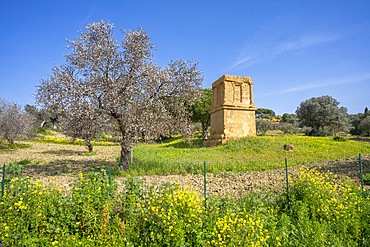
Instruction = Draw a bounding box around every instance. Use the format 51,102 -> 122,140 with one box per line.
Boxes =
36,21 -> 203,169
0,99 -> 36,145
59,99 -> 109,152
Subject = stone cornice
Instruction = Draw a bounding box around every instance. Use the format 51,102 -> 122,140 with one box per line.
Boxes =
211,105 -> 257,114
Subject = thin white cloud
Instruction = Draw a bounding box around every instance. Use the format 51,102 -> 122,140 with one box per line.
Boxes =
227,31 -> 344,71
263,72 -> 370,96
274,32 -> 342,55
229,56 -> 251,69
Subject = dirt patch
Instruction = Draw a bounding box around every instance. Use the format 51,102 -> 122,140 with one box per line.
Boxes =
0,142 -> 120,177
129,170 -> 289,197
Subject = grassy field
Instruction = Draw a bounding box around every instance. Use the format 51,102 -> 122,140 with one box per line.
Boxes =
129,135 -> 370,176
1,135 -> 370,178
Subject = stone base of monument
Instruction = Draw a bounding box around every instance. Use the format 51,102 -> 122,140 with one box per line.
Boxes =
204,139 -> 222,147
203,134 -> 226,147
204,134 -> 251,147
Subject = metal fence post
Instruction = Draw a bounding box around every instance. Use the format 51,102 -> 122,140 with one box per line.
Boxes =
1,164 -> 5,197
285,158 -> 289,203
203,161 -> 207,208
130,147 -> 133,164
108,164 -> 112,186
359,154 -> 365,197
108,164 -> 112,198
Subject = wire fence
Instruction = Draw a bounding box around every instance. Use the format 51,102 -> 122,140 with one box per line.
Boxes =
1,154 -> 368,200
283,153 -> 368,199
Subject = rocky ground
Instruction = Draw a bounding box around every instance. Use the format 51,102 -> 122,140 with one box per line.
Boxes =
0,142 -> 369,196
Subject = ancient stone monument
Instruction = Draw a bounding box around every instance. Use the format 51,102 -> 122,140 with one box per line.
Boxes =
205,75 -> 257,146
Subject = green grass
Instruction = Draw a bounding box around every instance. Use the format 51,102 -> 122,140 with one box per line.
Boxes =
125,135 -> 370,176
0,143 -> 31,150
363,173 -> 370,185
32,135 -> 119,146
36,128 -> 56,136
33,129 -> 119,146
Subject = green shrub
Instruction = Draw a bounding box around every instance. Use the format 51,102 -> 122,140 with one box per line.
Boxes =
363,173 -> 370,185
333,136 -> 347,142
282,167 -> 366,245
4,162 -> 26,178
37,128 -> 56,136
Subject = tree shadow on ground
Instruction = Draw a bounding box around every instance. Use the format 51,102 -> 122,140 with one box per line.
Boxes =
41,149 -> 85,156
23,159 -> 114,177
349,137 -> 370,143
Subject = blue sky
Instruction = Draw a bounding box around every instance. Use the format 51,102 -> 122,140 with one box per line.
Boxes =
1,0 -> 369,115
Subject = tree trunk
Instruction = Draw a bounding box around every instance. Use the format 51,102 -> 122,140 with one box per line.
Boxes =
8,138 -> 14,146
85,140 -> 93,152
119,141 -> 131,170
201,121 -> 208,141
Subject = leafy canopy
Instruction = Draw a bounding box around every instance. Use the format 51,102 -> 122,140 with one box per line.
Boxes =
296,95 -> 349,135
190,88 -> 212,140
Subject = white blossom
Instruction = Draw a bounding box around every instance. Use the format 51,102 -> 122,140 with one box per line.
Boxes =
36,21 -> 203,169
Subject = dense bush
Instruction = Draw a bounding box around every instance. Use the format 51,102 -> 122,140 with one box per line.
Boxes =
0,168 -> 369,246
333,136 -> 347,142
281,168 -> 368,246
256,119 -> 274,135
363,173 -> 370,185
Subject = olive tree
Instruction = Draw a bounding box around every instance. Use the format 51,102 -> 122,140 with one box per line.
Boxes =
359,116 -> 370,136
0,99 -> 36,145
36,21 -> 202,169
256,119 -> 273,135
296,95 -> 349,135
349,107 -> 370,136
282,113 -> 298,124
256,108 -> 276,119
190,88 -> 212,140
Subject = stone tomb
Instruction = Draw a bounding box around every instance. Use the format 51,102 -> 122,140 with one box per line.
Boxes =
205,75 -> 257,146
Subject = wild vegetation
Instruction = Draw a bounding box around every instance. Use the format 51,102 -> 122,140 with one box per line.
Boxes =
0,166 -> 369,246
1,134 -> 370,178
